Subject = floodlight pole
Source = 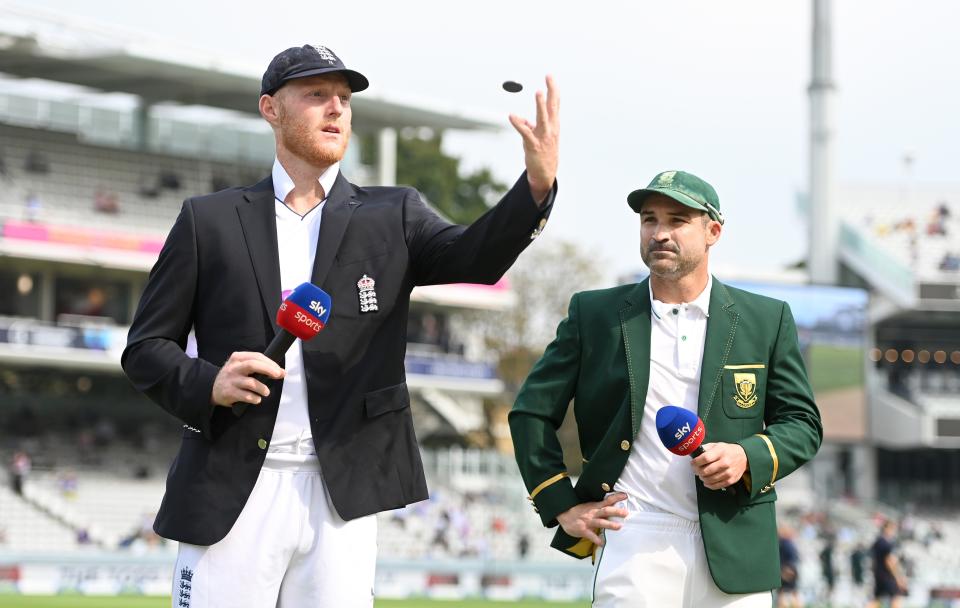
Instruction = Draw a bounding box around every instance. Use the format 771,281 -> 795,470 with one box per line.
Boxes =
808,0 -> 837,285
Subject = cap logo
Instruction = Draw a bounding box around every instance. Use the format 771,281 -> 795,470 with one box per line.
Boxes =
656,171 -> 677,187
309,45 -> 338,64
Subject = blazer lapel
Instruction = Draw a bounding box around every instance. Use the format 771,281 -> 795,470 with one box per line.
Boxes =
620,279 -> 653,437
698,278 -> 739,421
237,176 -> 281,333
310,173 -> 360,289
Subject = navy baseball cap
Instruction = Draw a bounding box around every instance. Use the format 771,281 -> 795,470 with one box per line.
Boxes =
260,44 -> 369,96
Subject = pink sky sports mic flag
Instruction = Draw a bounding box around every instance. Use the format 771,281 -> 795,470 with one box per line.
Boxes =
233,283 -> 331,416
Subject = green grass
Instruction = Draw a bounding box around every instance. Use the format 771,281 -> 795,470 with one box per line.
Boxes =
0,597 -> 587,607
808,344 -> 863,393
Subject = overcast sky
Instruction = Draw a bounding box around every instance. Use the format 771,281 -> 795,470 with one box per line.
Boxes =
16,0 -> 960,283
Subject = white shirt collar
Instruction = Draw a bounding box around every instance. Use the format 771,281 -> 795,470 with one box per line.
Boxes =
272,157 -> 340,205
649,275 -> 713,319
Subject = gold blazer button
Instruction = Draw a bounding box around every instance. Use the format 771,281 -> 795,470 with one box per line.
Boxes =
601,483 -> 611,492
257,438 -> 268,450
620,440 -> 630,451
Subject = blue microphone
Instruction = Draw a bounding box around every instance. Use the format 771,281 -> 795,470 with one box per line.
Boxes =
656,405 -> 706,457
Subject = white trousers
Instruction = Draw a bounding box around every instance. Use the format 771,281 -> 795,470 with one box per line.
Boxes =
592,509 -> 772,608
171,456 -> 377,608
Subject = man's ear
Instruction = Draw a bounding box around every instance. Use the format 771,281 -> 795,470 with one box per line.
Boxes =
259,94 -> 280,126
706,219 -> 722,246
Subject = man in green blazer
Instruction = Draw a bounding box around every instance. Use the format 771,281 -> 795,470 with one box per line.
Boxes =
509,170 -> 822,607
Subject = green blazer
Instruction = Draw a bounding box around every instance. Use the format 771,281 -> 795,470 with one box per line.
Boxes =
508,278 -> 822,594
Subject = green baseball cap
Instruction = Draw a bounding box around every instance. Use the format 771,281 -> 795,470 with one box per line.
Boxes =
627,170 -> 724,224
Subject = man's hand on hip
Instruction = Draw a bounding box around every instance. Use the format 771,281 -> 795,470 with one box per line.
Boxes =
508,75 -> 559,206
556,492 -> 628,546
691,442 -> 748,490
211,351 -> 285,407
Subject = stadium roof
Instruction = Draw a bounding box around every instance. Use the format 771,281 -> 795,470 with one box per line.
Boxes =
0,4 -> 498,132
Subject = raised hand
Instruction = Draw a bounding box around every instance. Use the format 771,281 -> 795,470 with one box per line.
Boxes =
509,75 -> 559,205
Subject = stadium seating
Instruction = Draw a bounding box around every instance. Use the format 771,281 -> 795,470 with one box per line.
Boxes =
0,123 -> 267,236
846,197 -> 960,282
0,483 -> 78,552
23,471 -> 167,550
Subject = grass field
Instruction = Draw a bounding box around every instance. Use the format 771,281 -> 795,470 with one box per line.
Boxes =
808,344 -> 863,393
0,597 -> 588,608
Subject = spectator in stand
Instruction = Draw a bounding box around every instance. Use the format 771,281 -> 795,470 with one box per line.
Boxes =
24,192 -> 42,222
938,201 -> 951,220
939,252 -> 960,272
158,169 -> 181,190
76,527 -> 92,545
431,510 -> 451,554
9,450 -> 31,496
518,533 -> 530,559
58,470 -> 79,501
24,150 -> 49,174
777,525 -> 802,608
868,520 -> 909,608
819,533 -> 836,605
93,187 -> 120,214
927,201 -> 951,237
851,542 -> 867,603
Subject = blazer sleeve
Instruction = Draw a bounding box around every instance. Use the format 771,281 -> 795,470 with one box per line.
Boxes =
404,171 -> 555,286
121,199 -> 220,438
738,302 -> 823,499
508,293 -> 582,527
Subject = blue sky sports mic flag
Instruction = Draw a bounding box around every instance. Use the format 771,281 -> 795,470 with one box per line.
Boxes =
275,282 -> 332,341
656,405 -> 706,457
233,283 -> 331,416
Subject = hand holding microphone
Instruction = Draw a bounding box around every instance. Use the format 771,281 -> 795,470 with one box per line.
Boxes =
211,283 -> 331,416
656,405 -> 747,493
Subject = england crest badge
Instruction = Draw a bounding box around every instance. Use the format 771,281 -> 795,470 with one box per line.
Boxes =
358,274 -> 379,313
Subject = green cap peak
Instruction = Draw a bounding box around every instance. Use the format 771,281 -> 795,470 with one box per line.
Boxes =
627,170 -> 724,224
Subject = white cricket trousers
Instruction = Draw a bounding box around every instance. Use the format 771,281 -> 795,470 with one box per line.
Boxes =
171,455 -> 377,608
592,509 -> 772,608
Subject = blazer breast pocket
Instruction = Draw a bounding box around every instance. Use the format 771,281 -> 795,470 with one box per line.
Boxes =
336,241 -> 390,266
720,364 -> 767,419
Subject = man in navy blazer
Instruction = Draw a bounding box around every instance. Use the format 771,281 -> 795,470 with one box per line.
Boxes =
122,44 -> 559,607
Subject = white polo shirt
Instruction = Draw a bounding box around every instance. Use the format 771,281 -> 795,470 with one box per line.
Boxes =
613,277 -> 713,521
269,158 -> 339,458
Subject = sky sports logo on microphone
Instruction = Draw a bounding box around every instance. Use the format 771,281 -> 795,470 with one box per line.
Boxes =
276,283 -> 332,340
656,405 -> 706,457
673,422 -> 704,455
309,299 -> 327,317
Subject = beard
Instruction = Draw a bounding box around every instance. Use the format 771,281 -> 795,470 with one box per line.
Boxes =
277,107 -> 350,168
641,241 -> 703,279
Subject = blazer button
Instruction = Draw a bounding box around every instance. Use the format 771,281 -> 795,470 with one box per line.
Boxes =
620,440 -> 630,451
601,483 -> 611,492
257,438 -> 268,450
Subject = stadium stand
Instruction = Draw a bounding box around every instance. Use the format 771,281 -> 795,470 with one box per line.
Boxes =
0,484 -> 78,552
0,123 -> 265,235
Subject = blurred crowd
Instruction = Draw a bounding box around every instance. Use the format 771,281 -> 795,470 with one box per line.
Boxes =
776,508 -> 954,608
863,200 -> 959,274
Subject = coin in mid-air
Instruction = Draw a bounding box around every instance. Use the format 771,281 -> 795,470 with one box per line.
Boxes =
502,81 -> 523,93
